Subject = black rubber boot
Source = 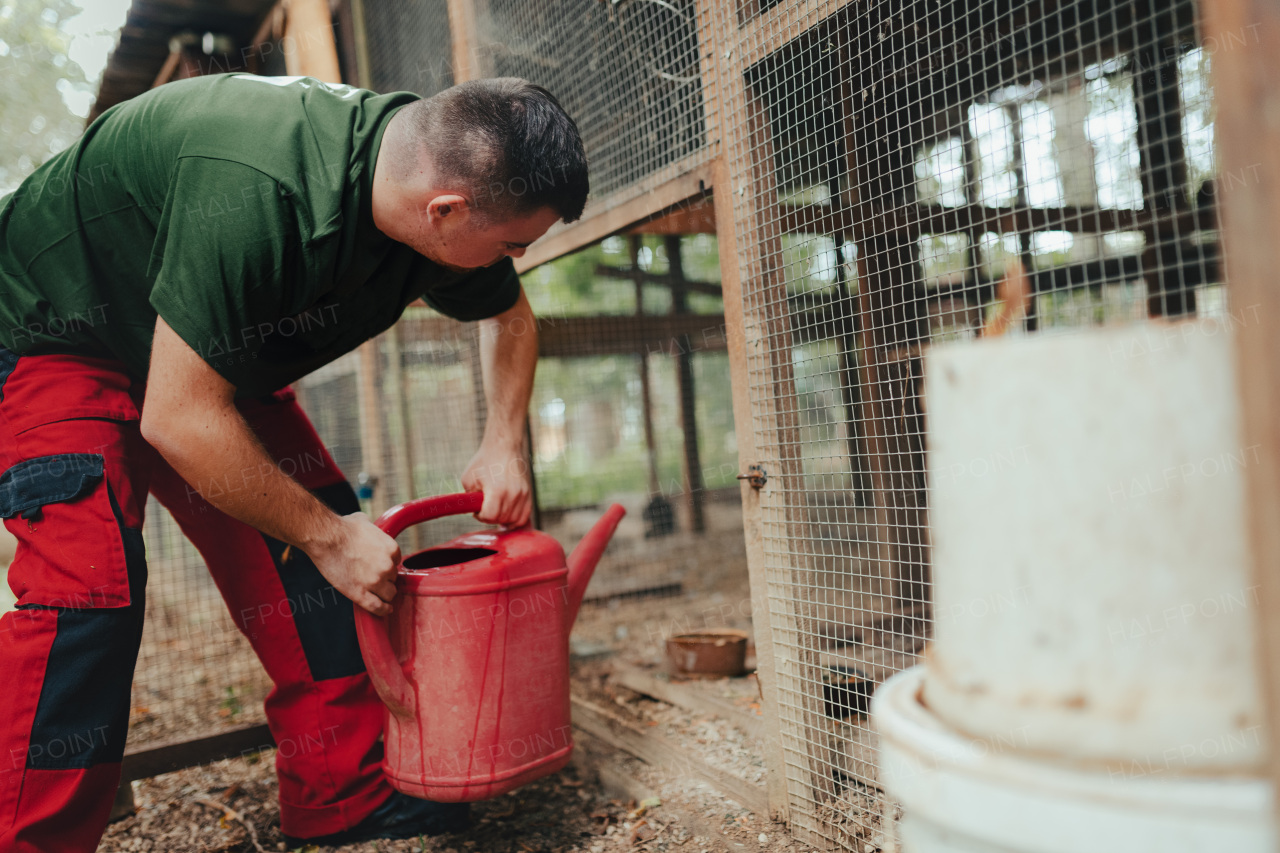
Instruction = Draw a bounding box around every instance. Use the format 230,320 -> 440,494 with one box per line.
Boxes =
281,792 -> 471,848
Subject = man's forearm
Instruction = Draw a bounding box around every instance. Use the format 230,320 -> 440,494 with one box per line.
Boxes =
143,315 -> 398,614
477,288 -> 538,448
144,400 -> 343,553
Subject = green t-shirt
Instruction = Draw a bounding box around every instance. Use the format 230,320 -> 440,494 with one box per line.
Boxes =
0,74 -> 521,396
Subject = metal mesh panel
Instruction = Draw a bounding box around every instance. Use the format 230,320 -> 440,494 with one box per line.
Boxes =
297,324 -> 484,547
473,0 -> 713,209
132,508 -> 273,744
525,232 -> 744,599
362,0 -> 455,96
712,0 -> 1222,847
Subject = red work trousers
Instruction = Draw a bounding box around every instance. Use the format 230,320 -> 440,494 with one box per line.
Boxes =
0,350 -> 389,852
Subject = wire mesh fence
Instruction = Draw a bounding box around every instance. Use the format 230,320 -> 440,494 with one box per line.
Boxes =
361,0 -> 454,97
713,0 -> 1225,847
466,0 -> 716,218
524,232 -> 745,601
132,505 -> 274,742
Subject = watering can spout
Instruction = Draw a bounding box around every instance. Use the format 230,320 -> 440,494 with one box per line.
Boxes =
565,503 -> 627,626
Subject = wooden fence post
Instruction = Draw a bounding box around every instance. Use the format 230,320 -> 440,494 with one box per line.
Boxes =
1201,0 -> 1280,820
705,3 -> 842,839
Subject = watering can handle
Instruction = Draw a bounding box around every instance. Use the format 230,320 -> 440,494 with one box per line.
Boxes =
354,491 -> 485,719
374,491 -> 485,538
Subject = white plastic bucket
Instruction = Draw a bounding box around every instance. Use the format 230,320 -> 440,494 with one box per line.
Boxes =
874,667 -> 1275,853
923,323 -> 1264,767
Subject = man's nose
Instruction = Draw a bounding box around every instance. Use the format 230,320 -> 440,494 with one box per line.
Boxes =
505,247 -> 527,259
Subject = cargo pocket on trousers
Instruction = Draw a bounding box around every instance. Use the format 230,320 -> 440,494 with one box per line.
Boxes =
0,453 -> 134,609
0,454 -> 104,519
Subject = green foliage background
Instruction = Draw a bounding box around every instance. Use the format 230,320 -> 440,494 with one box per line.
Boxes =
0,0 -> 92,194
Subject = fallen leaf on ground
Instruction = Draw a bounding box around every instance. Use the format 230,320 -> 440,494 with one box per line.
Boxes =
629,819 -> 656,845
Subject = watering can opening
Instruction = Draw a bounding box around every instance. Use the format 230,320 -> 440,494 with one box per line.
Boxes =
402,547 -> 497,571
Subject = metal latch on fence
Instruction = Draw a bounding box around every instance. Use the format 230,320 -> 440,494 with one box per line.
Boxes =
736,465 -> 767,490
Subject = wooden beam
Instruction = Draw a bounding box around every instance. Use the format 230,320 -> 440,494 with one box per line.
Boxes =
398,313 -> 726,359
516,160 -> 715,273
710,151 -> 792,824
282,0 -> 341,81
1135,35 -> 1196,317
743,77 -> 833,837
835,46 -> 896,713
344,0 -> 373,88
668,234 -> 706,534
151,32 -> 216,87
837,44 -> 931,610
711,15 -> 833,827
1202,0 -> 1280,822
398,301 -> 897,355
632,237 -> 662,498
832,240 -> 872,507
355,337 -> 388,515
446,0 -> 488,82
150,43 -> 184,88
780,201 -> 1212,240
570,695 -> 768,815
1006,100 -> 1039,330
611,667 -> 765,741
121,723 -> 274,782
593,264 -> 724,299
384,323 -> 419,548
250,2 -> 285,56
625,196 -> 717,235
737,0 -> 856,69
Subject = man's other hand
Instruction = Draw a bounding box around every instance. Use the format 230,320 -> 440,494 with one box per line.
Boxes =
460,443 -> 532,528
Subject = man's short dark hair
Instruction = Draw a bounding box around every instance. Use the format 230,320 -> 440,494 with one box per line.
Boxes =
405,78 -> 589,223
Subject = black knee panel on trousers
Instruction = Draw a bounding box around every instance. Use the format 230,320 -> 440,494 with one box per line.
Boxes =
259,480 -> 366,681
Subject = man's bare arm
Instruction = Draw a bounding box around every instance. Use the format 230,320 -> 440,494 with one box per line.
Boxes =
461,287 -> 538,526
141,317 -> 399,616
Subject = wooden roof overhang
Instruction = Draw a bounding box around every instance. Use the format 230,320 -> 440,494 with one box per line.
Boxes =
89,0 -> 279,121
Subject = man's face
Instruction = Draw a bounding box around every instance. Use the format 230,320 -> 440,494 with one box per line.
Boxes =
392,197 -> 561,272
433,205 -> 562,271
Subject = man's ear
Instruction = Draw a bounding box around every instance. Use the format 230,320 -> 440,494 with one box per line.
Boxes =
425,193 -> 472,224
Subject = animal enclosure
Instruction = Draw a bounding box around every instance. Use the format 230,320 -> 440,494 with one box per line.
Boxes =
71,0 -> 1248,848
714,1 -> 1223,847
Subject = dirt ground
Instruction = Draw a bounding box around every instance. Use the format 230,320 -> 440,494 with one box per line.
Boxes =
100,587 -> 896,853
99,728 -> 813,853
100,661 -> 812,853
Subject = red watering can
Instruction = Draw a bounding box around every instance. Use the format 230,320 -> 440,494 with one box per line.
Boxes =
354,492 -> 626,802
